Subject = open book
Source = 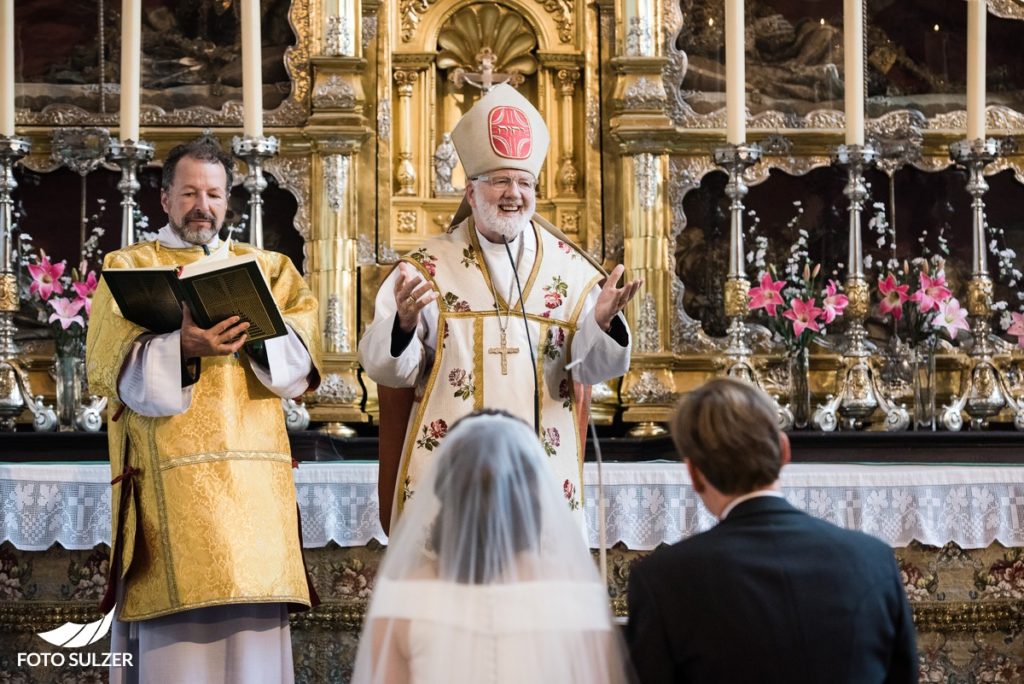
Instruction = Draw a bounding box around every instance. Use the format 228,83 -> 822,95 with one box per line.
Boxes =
101,253 -> 288,342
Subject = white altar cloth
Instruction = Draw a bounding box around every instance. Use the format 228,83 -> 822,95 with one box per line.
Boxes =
1,462 -> 1022,552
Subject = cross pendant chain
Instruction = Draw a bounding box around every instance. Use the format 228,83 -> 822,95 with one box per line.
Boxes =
488,329 -> 520,375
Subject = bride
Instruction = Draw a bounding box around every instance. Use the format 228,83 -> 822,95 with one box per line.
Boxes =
352,410 -> 633,683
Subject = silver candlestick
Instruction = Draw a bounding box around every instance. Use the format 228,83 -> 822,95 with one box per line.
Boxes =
106,139 -> 155,246
713,143 -> 792,428
942,139 -> 1024,430
0,136 -> 36,430
815,143 -> 909,431
232,135 -> 279,249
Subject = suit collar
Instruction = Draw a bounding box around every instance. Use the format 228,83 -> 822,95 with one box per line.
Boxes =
720,494 -> 798,522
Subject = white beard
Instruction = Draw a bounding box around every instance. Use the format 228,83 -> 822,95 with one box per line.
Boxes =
475,199 -> 532,242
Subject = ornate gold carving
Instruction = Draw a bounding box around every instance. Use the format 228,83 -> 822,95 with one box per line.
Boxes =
313,75 -> 357,109
437,6 -> 538,86
556,68 -> 580,97
623,77 -> 666,111
393,69 -> 419,94
400,0 -> 573,44
0,274 -> 18,313
264,156 -> 312,242
433,212 -> 455,231
624,370 -> 675,404
315,373 -> 360,404
558,155 -> 579,195
397,211 -> 418,233
990,0 -> 1024,20
967,277 -> 994,317
844,279 -> 871,321
560,211 -> 579,234
723,277 -> 750,318
635,293 -> 660,353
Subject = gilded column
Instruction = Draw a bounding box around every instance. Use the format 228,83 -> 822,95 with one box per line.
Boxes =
555,68 -> 580,196
394,68 -> 419,196
303,1 -> 373,430
609,0 -> 677,433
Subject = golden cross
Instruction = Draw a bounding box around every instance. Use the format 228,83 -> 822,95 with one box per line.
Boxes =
488,330 -> 519,375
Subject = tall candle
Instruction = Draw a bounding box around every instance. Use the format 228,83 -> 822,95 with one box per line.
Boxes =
119,0 -> 141,142
1,0 -> 14,137
966,0 -> 986,140
725,0 -> 745,144
241,0 -> 263,137
843,0 -> 865,145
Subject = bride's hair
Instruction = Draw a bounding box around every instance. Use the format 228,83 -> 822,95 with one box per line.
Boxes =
429,410 -> 543,584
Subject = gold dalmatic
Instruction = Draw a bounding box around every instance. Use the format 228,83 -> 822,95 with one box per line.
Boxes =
86,241 -> 322,621
393,218 -> 602,525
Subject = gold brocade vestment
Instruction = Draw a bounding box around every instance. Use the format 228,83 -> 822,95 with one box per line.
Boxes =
86,241 -> 322,621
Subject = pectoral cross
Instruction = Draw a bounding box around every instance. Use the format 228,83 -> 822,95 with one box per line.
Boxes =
488,330 -> 519,375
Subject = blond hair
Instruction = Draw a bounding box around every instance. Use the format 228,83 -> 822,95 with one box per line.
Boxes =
670,378 -> 782,494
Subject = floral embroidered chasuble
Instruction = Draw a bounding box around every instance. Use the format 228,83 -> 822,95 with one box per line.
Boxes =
394,219 -> 603,523
86,241 -> 321,621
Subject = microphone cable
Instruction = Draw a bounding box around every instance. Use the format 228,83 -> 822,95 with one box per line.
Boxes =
504,236 -> 540,432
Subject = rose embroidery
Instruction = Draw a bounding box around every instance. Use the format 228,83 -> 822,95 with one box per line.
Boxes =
448,368 -> 475,401
563,479 -> 580,511
542,276 -> 568,311
442,292 -> 471,312
542,327 -> 566,361
541,427 -> 560,456
461,246 -> 479,269
556,241 -> 577,259
558,378 -> 572,409
415,419 -> 448,451
406,249 -> 438,276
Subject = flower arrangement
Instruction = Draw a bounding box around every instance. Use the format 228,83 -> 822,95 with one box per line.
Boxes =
17,212 -> 105,358
874,258 -> 969,349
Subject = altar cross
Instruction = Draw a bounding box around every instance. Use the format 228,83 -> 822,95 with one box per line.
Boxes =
488,330 -> 519,375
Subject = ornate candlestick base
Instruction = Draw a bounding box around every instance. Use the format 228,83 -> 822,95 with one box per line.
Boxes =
712,143 -> 793,428
106,139 -> 155,247
0,136 -> 44,430
232,135 -> 280,249
941,139 -> 1024,431
815,144 -> 909,432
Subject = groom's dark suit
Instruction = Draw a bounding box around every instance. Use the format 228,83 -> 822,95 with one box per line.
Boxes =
626,495 -> 917,684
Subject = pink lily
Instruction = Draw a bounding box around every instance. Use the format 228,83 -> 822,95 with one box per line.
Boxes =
931,298 -> 969,338
47,297 -> 85,330
72,271 -> 98,316
782,297 -> 823,336
1007,312 -> 1024,349
748,273 -> 786,317
878,273 -> 910,321
822,279 -> 848,324
27,253 -> 65,301
911,271 -> 952,313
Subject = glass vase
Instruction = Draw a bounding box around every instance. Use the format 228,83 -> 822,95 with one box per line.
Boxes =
912,345 -> 937,431
53,335 -> 85,432
788,346 -> 810,430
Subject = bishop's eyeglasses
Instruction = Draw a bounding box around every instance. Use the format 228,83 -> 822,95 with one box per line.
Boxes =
470,175 -> 538,192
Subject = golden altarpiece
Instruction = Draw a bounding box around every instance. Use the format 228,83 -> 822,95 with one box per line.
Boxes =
6,0 -> 1024,437
2,0 -> 1024,680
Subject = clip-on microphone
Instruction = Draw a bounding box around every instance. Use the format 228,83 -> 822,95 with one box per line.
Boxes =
503,236 -> 540,432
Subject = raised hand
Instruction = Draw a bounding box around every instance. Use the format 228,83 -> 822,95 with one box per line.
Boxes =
180,305 -> 249,358
394,262 -> 438,333
594,264 -> 643,332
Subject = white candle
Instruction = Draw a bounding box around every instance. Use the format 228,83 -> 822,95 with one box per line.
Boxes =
241,0 -> 263,137
119,0 -> 141,142
1,0 -> 14,137
725,0 -> 745,144
843,0 -> 865,145
966,0 -> 986,140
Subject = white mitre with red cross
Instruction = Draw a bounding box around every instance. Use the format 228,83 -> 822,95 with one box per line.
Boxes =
451,83 -> 550,179
447,84 -> 549,228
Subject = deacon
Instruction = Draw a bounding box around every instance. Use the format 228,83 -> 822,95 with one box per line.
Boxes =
360,84 -> 641,531
86,136 -> 321,684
